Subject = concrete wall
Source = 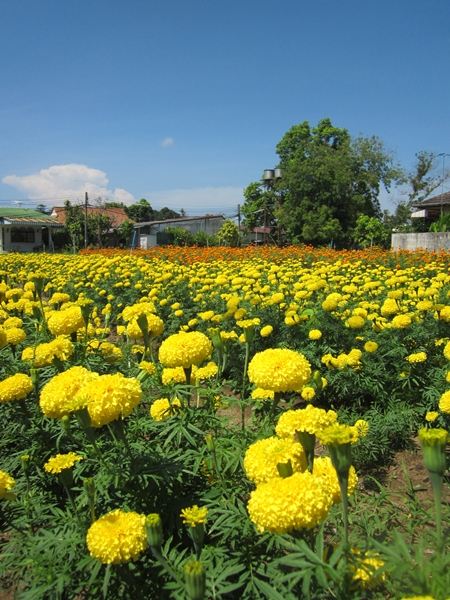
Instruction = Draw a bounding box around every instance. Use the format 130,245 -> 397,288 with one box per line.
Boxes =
391,232 -> 450,251
0,226 -> 43,252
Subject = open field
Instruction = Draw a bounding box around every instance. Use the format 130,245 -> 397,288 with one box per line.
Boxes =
0,247 -> 449,599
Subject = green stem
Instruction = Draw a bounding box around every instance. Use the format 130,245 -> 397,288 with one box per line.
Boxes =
240,342 -> 250,431
429,471 -> 443,548
115,420 -> 134,462
269,391 -> 282,420
62,481 -> 82,527
151,546 -> 182,584
338,475 -> 349,550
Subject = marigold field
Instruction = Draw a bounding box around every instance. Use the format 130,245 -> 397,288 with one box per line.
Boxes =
0,246 -> 449,600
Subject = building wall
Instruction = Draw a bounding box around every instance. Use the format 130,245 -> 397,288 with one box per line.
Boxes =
138,217 -> 225,238
0,226 -> 43,252
391,232 -> 450,251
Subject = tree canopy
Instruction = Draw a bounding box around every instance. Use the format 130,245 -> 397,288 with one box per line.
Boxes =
242,118 -> 403,246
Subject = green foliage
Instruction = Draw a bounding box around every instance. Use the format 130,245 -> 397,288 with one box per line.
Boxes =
243,118 -> 403,246
429,212 -> 450,232
353,215 -> 389,248
216,220 -> 240,247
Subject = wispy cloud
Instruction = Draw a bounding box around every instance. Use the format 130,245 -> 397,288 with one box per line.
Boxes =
160,137 -> 174,148
2,163 -> 135,205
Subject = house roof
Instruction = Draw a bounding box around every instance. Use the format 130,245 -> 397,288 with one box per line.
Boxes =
0,208 -> 63,227
134,214 -> 225,228
51,205 -> 131,227
413,191 -> 450,208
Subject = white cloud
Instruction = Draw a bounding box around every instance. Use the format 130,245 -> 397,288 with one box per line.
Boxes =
161,137 -> 174,148
147,186 -> 244,215
2,163 -> 135,206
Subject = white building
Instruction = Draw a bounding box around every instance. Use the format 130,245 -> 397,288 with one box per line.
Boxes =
0,208 -> 63,253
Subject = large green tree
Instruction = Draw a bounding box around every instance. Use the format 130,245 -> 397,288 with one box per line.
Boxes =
243,118 -> 402,246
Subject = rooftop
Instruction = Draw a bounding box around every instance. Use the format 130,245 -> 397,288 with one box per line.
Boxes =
0,208 -> 63,227
134,214 -> 224,228
413,191 -> 450,208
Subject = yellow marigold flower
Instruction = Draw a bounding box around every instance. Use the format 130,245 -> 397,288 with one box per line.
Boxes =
139,360 -> 156,375
22,337 -> 73,368
391,314 -> 412,329
237,318 -> 261,329
220,330 -> 238,341
161,367 -> 186,385
243,437 -> 307,485
150,397 -> 182,421
260,325 -> 273,338
425,411 -> 439,423
39,366 -> 98,418
276,405 -> 338,439
233,307 -> 246,320
251,388 -> 274,401
308,329 -> 322,340
48,305 -> 84,336
49,292 -> 70,305
301,386 -> 316,401
86,509 -> 148,564
247,348 -> 311,392
446,371 -> 450,383
192,361 -> 218,383
6,327 -> 26,345
406,352 -> 427,364
346,315 -> 365,329
247,471 -> 332,533
439,306 -> 450,321
158,331 -> 212,368
347,348 -> 362,367
353,419 -> 369,439
88,340 -> 123,363
44,452 -> 83,474
444,341 -> 450,360
416,300 -> 433,311
0,470 -> 15,499
198,310 -> 215,321
3,316 -> 23,329
399,596 -> 435,600
352,549 -> 385,589
322,293 -> 341,312
0,373 -> 33,403
0,327 -> 7,349
363,341 -> 378,353
380,298 -> 398,316
438,390 -> 450,414
317,423 -> 359,446
313,456 -> 358,503
180,505 -> 208,527
76,373 -> 142,427
121,302 -> 156,321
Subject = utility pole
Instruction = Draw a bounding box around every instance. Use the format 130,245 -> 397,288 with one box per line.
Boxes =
84,192 -> 88,248
237,204 -> 241,246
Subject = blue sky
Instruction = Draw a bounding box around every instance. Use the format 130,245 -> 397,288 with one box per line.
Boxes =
0,0 -> 449,215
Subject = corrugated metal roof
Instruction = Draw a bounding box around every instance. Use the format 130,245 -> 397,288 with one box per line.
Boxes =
0,208 -> 55,219
413,191 -> 450,208
134,214 -> 224,228
0,217 -> 63,227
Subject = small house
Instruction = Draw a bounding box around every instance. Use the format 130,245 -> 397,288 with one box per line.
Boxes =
134,214 -> 225,247
0,208 -> 64,253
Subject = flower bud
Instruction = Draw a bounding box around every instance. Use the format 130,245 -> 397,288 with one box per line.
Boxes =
184,559 -> 206,600
146,513 -> 163,549
419,428 -> 448,476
